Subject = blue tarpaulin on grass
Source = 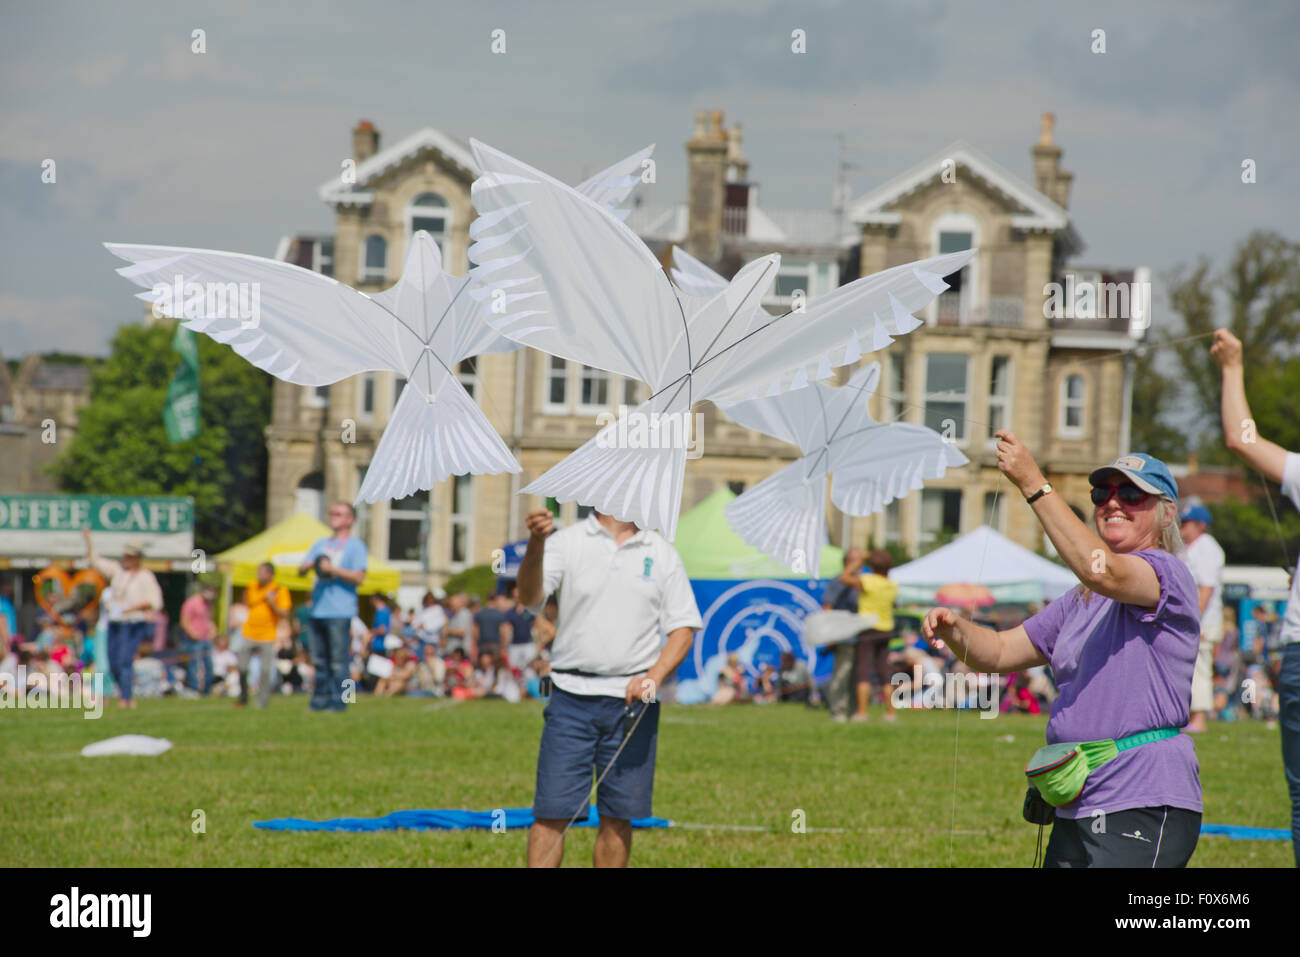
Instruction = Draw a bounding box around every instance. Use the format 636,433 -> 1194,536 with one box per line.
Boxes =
254,807 -> 670,832
1199,824 -> 1291,841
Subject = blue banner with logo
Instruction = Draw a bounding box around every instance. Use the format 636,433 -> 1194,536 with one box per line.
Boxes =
675,578 -> 833,704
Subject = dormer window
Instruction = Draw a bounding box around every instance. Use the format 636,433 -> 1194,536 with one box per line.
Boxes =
929,213 -> 979,325
408,192 -> 451,255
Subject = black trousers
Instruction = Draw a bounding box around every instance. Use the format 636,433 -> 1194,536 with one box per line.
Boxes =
1043,806 -> 1201,868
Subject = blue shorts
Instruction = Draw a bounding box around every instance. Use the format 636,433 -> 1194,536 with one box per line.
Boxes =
533,686 -> 660,822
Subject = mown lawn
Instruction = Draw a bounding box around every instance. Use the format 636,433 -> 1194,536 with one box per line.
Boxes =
1,695 -> 1291,866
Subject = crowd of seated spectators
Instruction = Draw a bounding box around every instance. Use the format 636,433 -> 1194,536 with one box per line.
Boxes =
701,617 -> 1060,715
347,583 -> 559,703
0,611 -> 101,700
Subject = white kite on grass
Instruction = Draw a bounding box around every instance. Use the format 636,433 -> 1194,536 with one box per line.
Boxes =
720,361 -> 968,578
468,138 -> 974,539
104,146 -> 655,505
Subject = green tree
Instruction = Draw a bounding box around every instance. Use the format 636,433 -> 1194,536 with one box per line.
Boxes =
1207,498 -> 1300,569
1238,355 -> 1300,460
49,320 -> 271,552
1165,230 -> 1300,441
443,564 -> 498,599
1159,231 -> 1300,565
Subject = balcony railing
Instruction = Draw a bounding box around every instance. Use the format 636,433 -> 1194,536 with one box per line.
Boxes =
934,293 -> 1024,327
721,206 -> 748,235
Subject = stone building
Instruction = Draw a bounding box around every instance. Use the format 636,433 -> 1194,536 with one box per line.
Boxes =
266,112 -> 1144,589
0,355 -> 93,494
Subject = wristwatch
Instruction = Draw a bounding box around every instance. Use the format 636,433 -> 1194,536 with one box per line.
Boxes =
1025,483 -> 1053,505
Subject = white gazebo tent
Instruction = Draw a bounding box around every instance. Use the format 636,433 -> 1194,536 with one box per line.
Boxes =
891,525 -> 1080,605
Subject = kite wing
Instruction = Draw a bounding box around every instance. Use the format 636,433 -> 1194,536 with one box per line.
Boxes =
358,374 -> 519,503
669,245 -> 728,297
518,253 -> 779,539
715,382 -> 826,454
696,250 -> 974,404
467,139 -> 683,388
520,393 -> 690,540
107,237 -> 521,500
724,458 -> 830,577
450,145 -> 659,361
343,233 -> 522,500
573,145 -> 656,221
723,362 -> 964,576
105,242 -> 409,385
829,424 -> 969,517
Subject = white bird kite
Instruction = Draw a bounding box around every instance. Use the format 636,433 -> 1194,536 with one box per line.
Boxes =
673,246 -> 969,574
720,361 -> 969,578
104,146 -> 654,505
467,139 -> 974,539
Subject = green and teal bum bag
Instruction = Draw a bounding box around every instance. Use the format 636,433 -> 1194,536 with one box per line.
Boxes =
1025,728 -> 1180,807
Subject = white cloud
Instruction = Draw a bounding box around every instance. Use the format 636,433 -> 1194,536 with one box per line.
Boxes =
71,53 -> 130,89
0,293 -> 125,357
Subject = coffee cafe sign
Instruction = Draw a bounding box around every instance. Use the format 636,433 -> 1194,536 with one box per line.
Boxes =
0,494 -> 194,562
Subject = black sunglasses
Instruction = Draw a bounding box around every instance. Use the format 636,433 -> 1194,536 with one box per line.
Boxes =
1090,483 -> 1149,506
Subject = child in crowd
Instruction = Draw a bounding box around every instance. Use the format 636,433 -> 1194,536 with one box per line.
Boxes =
212,634 -> 240,697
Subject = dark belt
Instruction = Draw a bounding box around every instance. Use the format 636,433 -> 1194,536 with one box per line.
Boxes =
551,668 -> 641,678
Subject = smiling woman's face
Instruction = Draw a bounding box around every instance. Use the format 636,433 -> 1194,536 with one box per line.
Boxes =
1093,475 -> 1164,554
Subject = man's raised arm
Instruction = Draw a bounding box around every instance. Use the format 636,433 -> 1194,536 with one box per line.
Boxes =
518,509 -> 555,610
1213,329 -> 1289,483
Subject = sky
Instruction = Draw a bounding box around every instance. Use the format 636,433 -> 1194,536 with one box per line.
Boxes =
2,0 -> 1297,357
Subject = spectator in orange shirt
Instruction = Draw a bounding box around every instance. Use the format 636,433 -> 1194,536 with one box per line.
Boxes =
239,562 -> 291,708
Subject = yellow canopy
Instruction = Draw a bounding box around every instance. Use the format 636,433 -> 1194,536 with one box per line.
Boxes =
213,512 -> 401,594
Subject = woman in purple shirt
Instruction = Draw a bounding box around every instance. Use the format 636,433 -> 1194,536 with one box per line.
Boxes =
922,430 -> 1201,867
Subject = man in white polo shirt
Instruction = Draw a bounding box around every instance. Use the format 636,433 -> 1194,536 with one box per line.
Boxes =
1212,328 -> 1300,865
1180,500 -> 1225,733
517,507 -> 702,868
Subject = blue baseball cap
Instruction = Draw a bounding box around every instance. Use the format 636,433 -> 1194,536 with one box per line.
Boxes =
1088,453 -> 1179,502
1179,503 -> 1212,525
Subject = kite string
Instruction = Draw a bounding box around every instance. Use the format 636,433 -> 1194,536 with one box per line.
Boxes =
1256,470 -> 1295,572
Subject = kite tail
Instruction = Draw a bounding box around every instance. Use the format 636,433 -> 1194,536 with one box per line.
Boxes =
521,403 -> 692,540
725,458 -> 828,577
356,376 -> 520,505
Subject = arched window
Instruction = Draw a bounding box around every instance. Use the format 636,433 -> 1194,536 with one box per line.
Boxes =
361,235 -> 387,283
295,471 -> 325,521
408,192 -> 451,254
929,212 -> 979,326
1058,373 -> 1085,438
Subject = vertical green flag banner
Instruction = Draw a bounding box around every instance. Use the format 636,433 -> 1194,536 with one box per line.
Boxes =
163,323 -> 201,443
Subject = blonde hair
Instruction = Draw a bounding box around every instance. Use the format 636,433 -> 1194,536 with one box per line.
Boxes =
1076,495 -> 1183,602
1157,496 -> 1187,559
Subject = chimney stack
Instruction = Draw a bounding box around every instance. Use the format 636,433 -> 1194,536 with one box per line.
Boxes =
685,109 -> 729,262
353,119 -> 380,164
726,123 -> 749,183
1032,112 -> 1073,209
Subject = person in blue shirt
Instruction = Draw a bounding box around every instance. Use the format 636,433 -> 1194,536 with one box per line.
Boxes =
297,502 -> 369,712
369,593 -> 392,656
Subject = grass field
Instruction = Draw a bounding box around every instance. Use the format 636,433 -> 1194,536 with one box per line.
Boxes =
2,695 -> 1292,867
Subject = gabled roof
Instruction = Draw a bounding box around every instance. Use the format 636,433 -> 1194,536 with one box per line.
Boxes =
318,126 -> 477,207
625,203 -> 855,250
848,141 -> 1082,251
